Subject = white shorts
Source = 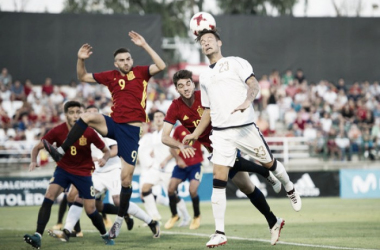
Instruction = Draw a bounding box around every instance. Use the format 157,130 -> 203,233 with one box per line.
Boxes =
92,168 -> 121,197
140,168 -> 172,189
210,124 -> 273,167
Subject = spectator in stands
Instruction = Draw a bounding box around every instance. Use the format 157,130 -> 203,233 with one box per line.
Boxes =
336,78 -> 347,93
154,93 -> 171,113
285,80 -> 298,99
316,80 -> 328,98
320,112 -> 333,134
266,86 -> 279,132
259,75 -> 271,110
269,69 -> 281,86
369,81 -> 380,99
42,77 -> 54,96
294,69 -> 306,84
50,86 -> 65,107
76,81 -> 94,99
348,124 -> 363,159
24,79 -> 33,97
334,89 -> 348,110
335,130 -> 351,161
0,68 -> 12,86
281,69 -> 293,86
326,127 -> 340,160
362,128 -> 375,160
348,82 -> 361,101
255,113 -> 270,136
284,107 -> 297,130
0,84 -> 11,101
303,122 -> 317,142
10,80 -> 25,101
323,86 -> 337,106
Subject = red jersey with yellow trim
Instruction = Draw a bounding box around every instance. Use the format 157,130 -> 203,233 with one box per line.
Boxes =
93,66 -> 151,123
165,90 -> 213,152
42,123 -> 105,176
173,125 -> 203,166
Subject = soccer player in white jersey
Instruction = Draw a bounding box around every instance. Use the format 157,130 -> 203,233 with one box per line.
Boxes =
183,30 -> 301,247
141,110 -> 189,222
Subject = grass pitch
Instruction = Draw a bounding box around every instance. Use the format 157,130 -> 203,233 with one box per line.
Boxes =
1,197 -> 379,250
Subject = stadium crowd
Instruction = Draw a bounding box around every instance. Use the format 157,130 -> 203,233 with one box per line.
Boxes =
1,67 -> 380,162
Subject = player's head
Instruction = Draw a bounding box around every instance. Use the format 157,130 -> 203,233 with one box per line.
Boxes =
196,29 -> 222,57
153,110 -> 165,128
114,48 -> 133,75
86,105 -> 99,114
63,101 -> 82,127
173,70 -> 195,99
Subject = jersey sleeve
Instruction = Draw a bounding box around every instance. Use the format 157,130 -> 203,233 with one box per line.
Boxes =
164,101 -> 178,124
233,57 -> 254,83
93,70 -> 114,86
199,76 -> 210,108
172,126 -> 180,141
135,66 -> 151,81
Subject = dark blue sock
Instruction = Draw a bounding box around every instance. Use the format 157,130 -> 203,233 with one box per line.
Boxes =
36,198 -> 54,235
246,188 -> 277,228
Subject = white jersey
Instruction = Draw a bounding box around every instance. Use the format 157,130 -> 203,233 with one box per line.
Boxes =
138,132 -> 154,172
200,56 -> 256,129
151,128 -> 175,173
92,137 -> 120,173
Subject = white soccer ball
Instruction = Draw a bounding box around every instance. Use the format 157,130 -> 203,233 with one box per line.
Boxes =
189,12 -> 216,36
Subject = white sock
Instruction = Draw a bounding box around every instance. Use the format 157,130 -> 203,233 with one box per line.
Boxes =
128,202 -> 152,224
211,188 -> 226,233
156,194 -> 169,206
272,160 -> 294,192
64,204 -> 83,233
177,199 -> 190,220
115,216 -> 123,224
143,193 -> 161,220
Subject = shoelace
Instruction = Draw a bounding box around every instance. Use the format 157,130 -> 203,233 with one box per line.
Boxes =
289,194 -> 298,203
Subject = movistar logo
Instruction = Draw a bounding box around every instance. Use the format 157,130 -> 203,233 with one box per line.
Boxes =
352,174 -> 377,194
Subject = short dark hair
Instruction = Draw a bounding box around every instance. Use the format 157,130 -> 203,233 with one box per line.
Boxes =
195,29 -> 221,42
64,101 -> 81,113
173,70 -> 193,87
113,48 -> 130,58
153,110 -> 165,117
86,105 -> 98,111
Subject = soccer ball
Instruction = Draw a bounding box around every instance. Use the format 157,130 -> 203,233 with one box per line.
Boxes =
189,12 -> 216,36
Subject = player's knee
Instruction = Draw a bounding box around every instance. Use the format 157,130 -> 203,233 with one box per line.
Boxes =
189,190 -> 198,197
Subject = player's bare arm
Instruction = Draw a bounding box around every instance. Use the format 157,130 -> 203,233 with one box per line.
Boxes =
231,76 -> 260,114
128,30 -> 166,76
162,122 -> 196,158
29,141 -> 44,172
169,147 -> 187,168
77,44 -> 96,83
97,146 -> 111,167
182,108 -> 211,145
160,154 -> 174,169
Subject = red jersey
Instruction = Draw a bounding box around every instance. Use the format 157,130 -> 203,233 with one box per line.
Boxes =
173,125 -> 203,166
93,66 -> 151,123
165,90 -> 213,152
42,123 -> 105,176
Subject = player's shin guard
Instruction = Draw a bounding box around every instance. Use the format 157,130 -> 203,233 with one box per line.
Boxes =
36,198 -> 54,235
169,194 -> 178,216
212,179 -> 227,234
269,160 -> 294,192
60,118 -> 88,152
87,210 -> 107,235
246,188 -> 277,228
191,195 -> 200,217
64,202 -> 83,233
234,156 -> 270,178
118,186 -> 132,217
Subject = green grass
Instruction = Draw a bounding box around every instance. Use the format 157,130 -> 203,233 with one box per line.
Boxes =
1,198 -> 379,250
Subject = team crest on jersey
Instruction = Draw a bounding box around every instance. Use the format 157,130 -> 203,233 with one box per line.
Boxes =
181,131 -> 187,136
183,115 -> 189,120
197,106 -> 204,117
127,71 -> 135,80
79,136 -> 87,146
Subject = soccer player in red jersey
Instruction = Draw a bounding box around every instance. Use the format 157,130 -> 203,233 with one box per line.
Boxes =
24,101 -> 113,249
162,70 -> 283,246
164,125 -> 203,230
42,31 -> 165,239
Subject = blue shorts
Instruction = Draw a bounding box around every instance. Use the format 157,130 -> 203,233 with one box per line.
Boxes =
50,167 -> 95,199
103,115 -> 140,166
172,163 -> 202,182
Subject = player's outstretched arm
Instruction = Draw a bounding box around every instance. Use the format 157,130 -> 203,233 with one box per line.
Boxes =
29,141 -> 44,172
77,44 -> 96,83
162,122 -> 195,158
128,31 -> 166,76
231,76 -> 260,114
182,108 -> 211,145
